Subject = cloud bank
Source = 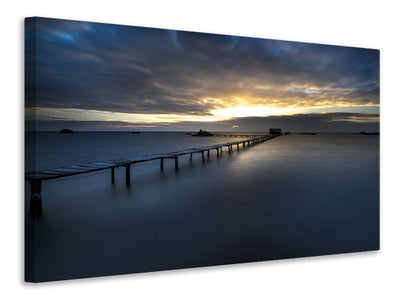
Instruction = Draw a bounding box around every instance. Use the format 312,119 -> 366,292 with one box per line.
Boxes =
25,17 -> 380,131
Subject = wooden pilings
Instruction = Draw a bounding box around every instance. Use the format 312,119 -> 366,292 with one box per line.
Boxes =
30,180 -> 42,216
125,164 -> 131,185
175,156 -> 179,170
160,158 -> 164,170
111,167 -> 115,183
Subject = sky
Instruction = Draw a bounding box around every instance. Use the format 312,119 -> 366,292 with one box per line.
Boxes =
25,17 -> 380,132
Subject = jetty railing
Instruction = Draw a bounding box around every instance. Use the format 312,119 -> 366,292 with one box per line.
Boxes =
25,134 -> 281,216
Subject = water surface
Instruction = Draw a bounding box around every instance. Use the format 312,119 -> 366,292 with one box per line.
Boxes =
25,132 -> 379,282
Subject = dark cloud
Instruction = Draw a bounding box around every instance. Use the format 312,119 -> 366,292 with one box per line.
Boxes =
25,17 -> 380,118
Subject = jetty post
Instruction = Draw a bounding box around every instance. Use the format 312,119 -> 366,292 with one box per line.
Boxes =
125,164 -> 131,185
160,158 -> 164,170
30,179 -> 42,216
174,156 -> 179,170
111,167 -> 115,183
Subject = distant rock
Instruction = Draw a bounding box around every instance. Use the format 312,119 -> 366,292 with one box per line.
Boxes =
59,129 -> 74,134
192,129 -> 213,137
131,131 -> 140,134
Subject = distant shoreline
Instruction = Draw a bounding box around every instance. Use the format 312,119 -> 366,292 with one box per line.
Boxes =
24,130 -> 379,134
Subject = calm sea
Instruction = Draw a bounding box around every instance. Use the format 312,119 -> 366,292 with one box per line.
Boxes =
25,132 -> 379,282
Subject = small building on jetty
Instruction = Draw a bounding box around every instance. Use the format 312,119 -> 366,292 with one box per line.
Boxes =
269,128 -> 281,135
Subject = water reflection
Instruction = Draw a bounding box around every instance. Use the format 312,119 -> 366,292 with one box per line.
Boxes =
25,133 -> 379,282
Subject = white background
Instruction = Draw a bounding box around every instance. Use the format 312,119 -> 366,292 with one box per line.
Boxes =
1,0 -> 399,298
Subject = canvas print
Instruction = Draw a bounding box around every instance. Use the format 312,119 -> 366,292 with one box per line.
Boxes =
25,17 -> 380,282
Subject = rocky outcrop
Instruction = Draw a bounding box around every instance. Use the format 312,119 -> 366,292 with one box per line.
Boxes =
192,129 -> 213,137
59,129 -> 74,134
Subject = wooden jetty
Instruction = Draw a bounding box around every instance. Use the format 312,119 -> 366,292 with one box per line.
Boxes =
25,134 -> 280,216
